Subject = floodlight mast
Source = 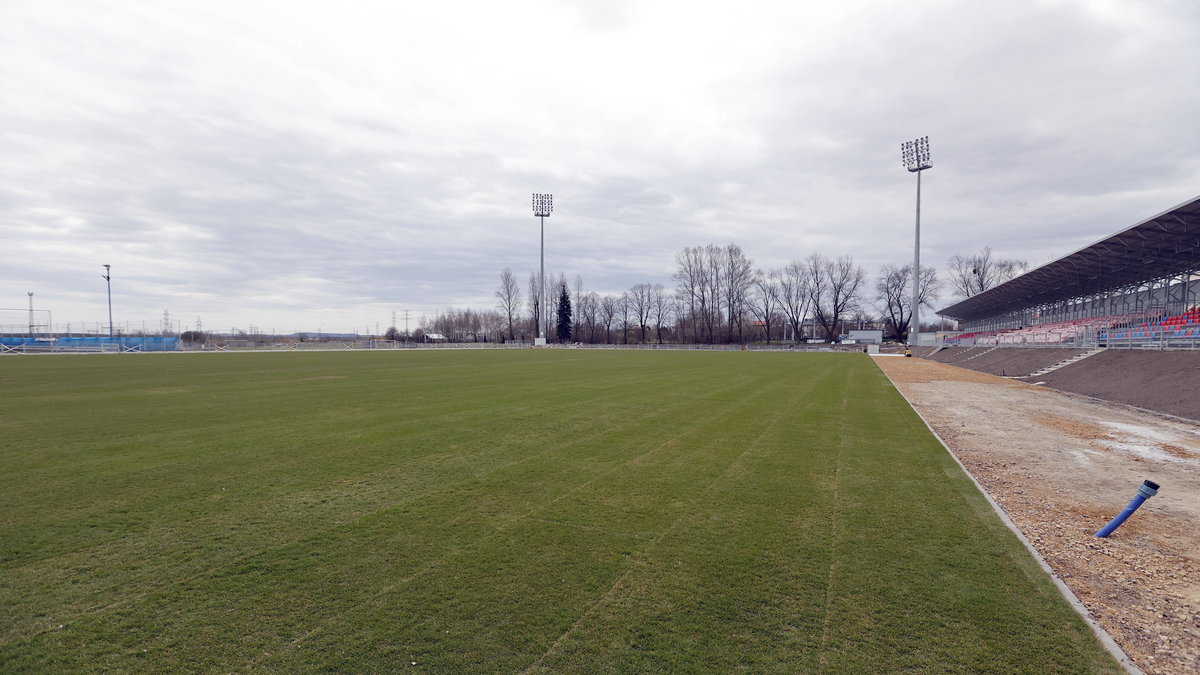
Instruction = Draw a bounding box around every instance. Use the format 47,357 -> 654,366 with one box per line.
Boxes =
532,193 -> 553,341
900,137 -> 931,348
102,264 -> 113,338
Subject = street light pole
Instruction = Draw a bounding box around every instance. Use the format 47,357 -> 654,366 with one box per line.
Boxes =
532,193 -> 553,343
102,264 -> 113,338
900,137 -> 932,348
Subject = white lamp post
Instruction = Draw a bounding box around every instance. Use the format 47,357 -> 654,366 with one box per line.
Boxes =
901,137 -> 931,347
532,193 -> 553,344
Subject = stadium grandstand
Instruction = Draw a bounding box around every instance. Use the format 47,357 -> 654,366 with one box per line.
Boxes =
938,195 -> 1200,350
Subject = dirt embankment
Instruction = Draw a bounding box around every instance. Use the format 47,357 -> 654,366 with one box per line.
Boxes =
1038,350 -> 1200,422
951,347 -> 1088,377
920,348 -> 1200,421
873,356 -> 1200,675
924,346 -> 989,363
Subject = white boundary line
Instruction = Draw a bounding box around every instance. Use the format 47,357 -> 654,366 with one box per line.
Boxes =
874,358 -> 1141,675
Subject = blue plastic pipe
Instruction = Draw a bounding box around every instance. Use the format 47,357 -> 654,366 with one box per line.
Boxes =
1095,480 -> 1160,538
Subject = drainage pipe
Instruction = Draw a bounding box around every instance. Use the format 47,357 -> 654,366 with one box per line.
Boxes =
1095,480 -> 1160,538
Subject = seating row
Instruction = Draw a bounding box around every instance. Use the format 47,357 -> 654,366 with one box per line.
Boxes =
950,309 -> 1200,346
1105,327 -> 1200,340
1105,307 -> 1200,341
1136,307 -> 1200,328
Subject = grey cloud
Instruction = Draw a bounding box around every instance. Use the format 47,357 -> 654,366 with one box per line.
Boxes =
2,1 -> 1198,332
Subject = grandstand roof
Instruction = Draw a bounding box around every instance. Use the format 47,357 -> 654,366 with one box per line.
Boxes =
938,195 -> 1200,321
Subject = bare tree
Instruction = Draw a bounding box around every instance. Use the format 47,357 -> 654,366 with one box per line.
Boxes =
480,311 -> 504,343
749,269 -> 781,342
527,272 -> 541,339
720,244 -> 754,343
703,244 -> 724,342
669,295 -> 686,341
808,254 -> 866,340
599,294 -> 618,344
572,274 -> 585,340
673,245 -> 707,343
848,307 -> 876,331
778,260 -> 811,342
804,255 -> 829,339
947,246 -> 1029,298
876,264 -> 939,340
628,283 -> 653,342
671,243 -> 756,343
578,291 -> 599,343
495,267 -> 522,340
428,307 -> 504,342
618,292 -> 632,344
650,283 -> 672,344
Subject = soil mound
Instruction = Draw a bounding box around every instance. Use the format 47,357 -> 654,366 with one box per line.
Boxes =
1039,350 -> 1200,421
962,347 -> 1088,377
925,346 -> 989,364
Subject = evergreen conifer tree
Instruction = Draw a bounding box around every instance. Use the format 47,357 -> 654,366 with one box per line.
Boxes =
556,285 -> 572,342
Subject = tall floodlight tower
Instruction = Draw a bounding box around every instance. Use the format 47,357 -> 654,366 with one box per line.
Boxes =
900,137 -> 932,347
28,292 -> 34,337
532,193 -> 553,343
102,264 -> 113,337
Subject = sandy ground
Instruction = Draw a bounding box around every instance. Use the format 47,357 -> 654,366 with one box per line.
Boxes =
873,356 -> 1200,675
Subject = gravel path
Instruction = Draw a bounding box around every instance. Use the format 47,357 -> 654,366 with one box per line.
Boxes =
874,356 -> 1200,675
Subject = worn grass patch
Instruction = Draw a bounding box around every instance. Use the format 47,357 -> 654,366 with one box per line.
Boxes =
0,350 -> 1117,672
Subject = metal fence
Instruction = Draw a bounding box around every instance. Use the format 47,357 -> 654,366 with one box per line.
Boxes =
0,337 -> 180,353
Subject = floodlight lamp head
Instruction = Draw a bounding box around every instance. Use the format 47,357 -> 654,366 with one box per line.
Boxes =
532,193 -> 553,218
901,136 -> 932,172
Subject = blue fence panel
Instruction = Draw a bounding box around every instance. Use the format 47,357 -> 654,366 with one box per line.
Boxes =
0,337 -> 180,352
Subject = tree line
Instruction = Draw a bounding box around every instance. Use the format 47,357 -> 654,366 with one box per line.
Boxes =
413,244 -> 1026,344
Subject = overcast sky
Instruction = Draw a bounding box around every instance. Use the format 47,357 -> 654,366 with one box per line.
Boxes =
3,0 -> 1198,334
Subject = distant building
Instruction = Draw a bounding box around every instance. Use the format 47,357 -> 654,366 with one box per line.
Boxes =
847,330 -> 884,344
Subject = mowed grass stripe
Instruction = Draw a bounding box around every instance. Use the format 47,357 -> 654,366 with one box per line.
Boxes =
525,359 -> 835,672
818,361 -> 1116,673
263,356 -> 828,672
1,356 -> 661,568
0,351 -> 1117,672
1,351 -> 782,668
1,352 -> 749,640
106,360 -> 784,671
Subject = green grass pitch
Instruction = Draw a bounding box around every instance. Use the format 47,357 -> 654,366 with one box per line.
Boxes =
0,350 -> 1117,672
